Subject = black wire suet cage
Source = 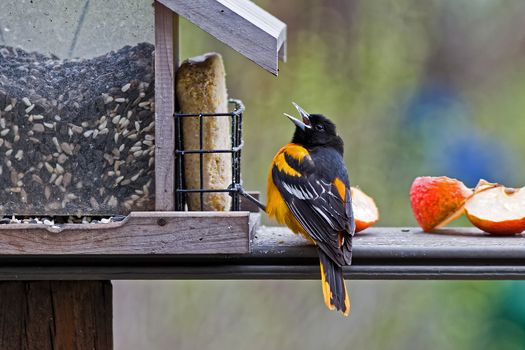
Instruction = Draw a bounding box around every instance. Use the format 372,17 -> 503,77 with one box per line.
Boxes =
174,99 -> 245,211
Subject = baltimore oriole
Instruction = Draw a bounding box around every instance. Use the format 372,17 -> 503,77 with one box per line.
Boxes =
266,102 -> 355,316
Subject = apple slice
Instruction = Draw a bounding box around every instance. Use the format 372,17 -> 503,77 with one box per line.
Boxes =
351,187 -> 379,233
465,184 -> 525,235
410,176 -> 473,232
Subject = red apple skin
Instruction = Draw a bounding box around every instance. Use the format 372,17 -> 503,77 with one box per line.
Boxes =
467,215 -> 525,235
410,176 -> 473,232
465,184 -> 525,235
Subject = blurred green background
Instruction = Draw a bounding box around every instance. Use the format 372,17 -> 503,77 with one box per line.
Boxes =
3,0 -> 525,349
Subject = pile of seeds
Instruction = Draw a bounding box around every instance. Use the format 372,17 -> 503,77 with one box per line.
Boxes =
0,43 -> 155,215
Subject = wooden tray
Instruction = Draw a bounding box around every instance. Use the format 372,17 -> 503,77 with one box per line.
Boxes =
0,211 -> 258,255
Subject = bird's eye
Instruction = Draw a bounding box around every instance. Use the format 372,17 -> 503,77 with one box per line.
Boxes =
315,124 -> 325,131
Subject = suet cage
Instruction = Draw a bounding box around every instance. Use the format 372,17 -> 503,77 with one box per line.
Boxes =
174,99 -> 244,212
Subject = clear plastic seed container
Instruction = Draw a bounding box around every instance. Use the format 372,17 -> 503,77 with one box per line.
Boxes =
0,1 -> 155,215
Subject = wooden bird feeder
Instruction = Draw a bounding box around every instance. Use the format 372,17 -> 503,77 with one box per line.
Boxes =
0,0 -> 285,347
0,0 -> 288,256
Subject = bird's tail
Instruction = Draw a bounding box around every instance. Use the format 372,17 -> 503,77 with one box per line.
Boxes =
318,248 -> 350,316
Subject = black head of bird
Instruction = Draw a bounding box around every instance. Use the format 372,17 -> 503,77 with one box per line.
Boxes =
284,102 -> 344,154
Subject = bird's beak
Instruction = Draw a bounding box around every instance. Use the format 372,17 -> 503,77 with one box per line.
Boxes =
283,102 -> 311,130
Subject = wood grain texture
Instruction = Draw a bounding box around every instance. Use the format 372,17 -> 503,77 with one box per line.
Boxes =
0,281 -> 112,350
254,226 -> 525,259
154,2 -> 178,211
0,226 -> 522,279
0,212 -> 250,254
157,0 -> 287,75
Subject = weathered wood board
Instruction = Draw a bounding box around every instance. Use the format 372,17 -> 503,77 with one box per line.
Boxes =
0,281 -> 112,350
0,226 -> 521,280
254,226 -> 525,259
154,2 -> 178,211
157,0 -> 286,75
0,212 -> 252,255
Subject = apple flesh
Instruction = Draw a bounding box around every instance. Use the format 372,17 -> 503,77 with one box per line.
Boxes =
465,185 -> 525,235
351,187 -> 379,233
410,176 -> 473,232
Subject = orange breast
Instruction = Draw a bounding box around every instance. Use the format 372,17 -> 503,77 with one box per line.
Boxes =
266,144 -> 314,242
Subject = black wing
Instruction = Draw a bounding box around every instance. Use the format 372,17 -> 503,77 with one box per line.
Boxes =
272,153 -> 354,266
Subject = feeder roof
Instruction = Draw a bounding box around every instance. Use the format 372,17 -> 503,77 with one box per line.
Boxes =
157,0 -> 287,75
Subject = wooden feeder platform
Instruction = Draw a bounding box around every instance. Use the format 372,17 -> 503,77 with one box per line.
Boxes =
0,224 -> 521,280
0,212 -> 254,255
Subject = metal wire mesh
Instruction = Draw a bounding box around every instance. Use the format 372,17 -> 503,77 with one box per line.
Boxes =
174,99 -> 244,211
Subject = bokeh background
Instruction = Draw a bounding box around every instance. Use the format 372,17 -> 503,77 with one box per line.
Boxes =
3,0 -> 525,349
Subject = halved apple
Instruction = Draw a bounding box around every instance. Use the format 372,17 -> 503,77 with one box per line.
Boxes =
351,187 -> 379,233
410,176 -> 473,232
465,183 -> 525,235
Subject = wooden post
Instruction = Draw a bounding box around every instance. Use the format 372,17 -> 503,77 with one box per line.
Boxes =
155,1 -> 179,211
0,281 -> 112,349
